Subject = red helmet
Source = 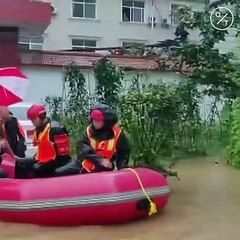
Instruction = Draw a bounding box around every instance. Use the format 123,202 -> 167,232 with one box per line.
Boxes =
27,104 -> 46,120
90,109 -> 104,121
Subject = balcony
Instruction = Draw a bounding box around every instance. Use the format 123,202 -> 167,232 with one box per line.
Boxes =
0,0 -> 52,34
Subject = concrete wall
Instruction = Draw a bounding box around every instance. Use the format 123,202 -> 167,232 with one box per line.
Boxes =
21,66 -> 64,102
21,65 -> 220,119
21,66 -> 179,102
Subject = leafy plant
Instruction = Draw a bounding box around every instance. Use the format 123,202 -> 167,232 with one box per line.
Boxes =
94,57 -> 123,109
228,97 -> 240,168
45,96 -> 62,121
119,76 -> 202,173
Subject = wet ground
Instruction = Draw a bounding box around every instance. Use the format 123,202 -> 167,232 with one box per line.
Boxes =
1,157 -> 240,240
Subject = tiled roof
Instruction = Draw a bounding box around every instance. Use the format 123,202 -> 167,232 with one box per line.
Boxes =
109,55 -> 159,70
20,50 -> 192,72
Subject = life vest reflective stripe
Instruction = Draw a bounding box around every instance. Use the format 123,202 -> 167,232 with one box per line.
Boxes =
2,120 -> 26,141
34,123 -> 57,163
32,131 -> 37,147
82,124 -> 122,172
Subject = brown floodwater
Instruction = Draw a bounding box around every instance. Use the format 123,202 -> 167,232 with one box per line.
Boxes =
1,157 -> 240,240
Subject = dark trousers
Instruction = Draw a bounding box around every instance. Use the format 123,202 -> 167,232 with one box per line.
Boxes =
33,160 -> 61,178
15,138 -> 26,158
15,157 -> 80,179
8,138 -> 26,158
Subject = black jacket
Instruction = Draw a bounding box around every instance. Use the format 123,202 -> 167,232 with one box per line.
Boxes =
3,116 -> 26,158
78,104 -> 130,170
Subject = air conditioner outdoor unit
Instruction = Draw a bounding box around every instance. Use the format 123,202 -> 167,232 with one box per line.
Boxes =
148,16 -> 157,28
161,18 -> 169,28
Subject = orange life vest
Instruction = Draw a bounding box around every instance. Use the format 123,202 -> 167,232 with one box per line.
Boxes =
33,122 -> 70,163
82,124 -> 122,172
2,119 -> 25,141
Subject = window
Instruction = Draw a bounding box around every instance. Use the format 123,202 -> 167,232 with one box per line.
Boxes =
72,0 -> 96,19
122,42 -> 145,48
171,4 -> 181,26
122,0 -> 144,23
18,37 -> 43,50
72,39 -> 97,49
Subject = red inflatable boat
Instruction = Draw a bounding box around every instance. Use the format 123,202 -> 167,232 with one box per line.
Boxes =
0,154 -> 170,226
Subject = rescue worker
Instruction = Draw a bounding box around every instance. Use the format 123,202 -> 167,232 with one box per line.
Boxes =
0,106 -> 26,158
20,104 -> 77,178
78,103 -> 130,173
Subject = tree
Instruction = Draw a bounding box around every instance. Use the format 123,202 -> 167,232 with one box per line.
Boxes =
173,0 -> 240,100
63,63 -> 89,121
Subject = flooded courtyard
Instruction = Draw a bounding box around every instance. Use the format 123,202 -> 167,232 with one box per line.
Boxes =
1,157 -> 240,240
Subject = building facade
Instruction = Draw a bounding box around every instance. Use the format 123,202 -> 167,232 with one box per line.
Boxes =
20,0 -> 204,51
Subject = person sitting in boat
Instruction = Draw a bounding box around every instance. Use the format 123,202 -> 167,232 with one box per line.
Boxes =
78,103 -> 130,173
22,104 -> 75,178
0,106 -> 26,158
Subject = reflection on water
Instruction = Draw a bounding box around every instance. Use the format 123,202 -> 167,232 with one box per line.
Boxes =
1,157 -> 240,240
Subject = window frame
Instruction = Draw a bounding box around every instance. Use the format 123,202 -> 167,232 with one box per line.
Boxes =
72,0 -> 97,19
71,38 -> 97,49
18,36 -> 44,51
121,0 -> 145,23
122,41 -> 145,48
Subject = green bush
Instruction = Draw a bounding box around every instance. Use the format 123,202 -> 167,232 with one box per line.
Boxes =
119,79 -> 202,171
119,84 -> 176,165
60,116 -> 86,156
228,97 -> 240,168
45,96 -> 62,121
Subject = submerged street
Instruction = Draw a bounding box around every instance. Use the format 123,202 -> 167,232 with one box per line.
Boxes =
1,157 -> 240,240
